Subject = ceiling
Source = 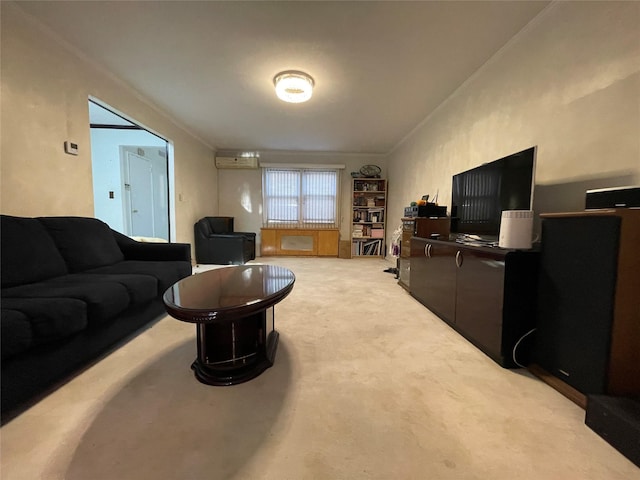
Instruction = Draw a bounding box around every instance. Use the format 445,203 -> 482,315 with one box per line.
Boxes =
15,1 -> 550,154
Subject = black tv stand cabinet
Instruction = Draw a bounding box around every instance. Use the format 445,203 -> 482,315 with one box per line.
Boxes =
410,237 -> 539,368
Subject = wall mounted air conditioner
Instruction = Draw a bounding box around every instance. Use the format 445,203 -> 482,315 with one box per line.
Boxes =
215,156 -> 259,169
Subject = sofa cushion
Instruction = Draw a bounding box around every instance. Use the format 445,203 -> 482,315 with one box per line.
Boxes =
1,215 -> 68,288
1,309 -> 33,360
1,298 -> 88,359
87,260 -> 192,295
50,273 -> 158,306
37,217 -> 124,272
2,280 -> 129,325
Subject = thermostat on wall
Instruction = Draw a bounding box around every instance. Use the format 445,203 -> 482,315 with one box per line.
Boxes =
64,141 -> 79,155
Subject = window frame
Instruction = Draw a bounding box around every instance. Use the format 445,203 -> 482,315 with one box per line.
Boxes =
262,167 -> 341,229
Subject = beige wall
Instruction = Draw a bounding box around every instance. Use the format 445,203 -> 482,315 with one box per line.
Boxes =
217,151 -> 387,253
0,3 -> 218,253
4,1 -> 637,260
387,1 -> 640,239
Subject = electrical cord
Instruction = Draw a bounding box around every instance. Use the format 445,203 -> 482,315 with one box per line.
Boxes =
512,328 -> 536,368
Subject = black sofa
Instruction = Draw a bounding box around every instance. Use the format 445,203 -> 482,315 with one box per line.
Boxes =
0,215 -> 192,422
194,216 -> 256,265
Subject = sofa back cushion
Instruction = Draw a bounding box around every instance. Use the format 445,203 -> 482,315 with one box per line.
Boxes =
37,217 -> 124,272
207,217 -> 234,234
1,215 -> 69,288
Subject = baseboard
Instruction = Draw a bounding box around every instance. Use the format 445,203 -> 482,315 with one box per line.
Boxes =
528,363 -> 587,409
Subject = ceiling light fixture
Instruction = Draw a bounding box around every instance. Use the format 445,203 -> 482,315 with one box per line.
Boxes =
273,70 -> 314,103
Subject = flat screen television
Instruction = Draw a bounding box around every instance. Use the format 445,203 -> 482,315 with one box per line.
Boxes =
450,146 -> 536,237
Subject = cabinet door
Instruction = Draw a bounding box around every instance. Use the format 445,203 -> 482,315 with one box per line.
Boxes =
455,248 -> 506,360
317,230 -> 339,256
400,219 -> 414,258
260,229 -> 277,256
398,257 -> 410,289
410,239 -> 457,324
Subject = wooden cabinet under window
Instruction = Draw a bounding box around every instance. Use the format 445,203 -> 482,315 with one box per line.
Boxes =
261,228 -> 339,257
351,178 -> 386,257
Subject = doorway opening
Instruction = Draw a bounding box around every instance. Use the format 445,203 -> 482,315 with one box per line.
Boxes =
88,99 -> 174,241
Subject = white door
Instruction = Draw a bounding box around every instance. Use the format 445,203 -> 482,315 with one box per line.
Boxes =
125,152 -> 155,237
89,100 -> 172,240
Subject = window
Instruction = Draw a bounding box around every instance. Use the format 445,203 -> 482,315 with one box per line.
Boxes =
263,168 -> 340,228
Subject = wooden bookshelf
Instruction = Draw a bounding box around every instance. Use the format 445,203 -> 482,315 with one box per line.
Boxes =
351,178 -> 386,257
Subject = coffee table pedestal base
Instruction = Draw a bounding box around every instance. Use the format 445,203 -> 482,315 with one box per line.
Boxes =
193,307 -> 278,386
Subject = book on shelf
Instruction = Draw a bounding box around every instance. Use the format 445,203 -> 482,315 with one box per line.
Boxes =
362,239 -> 382,255
353,224 -> 380,237
353,210 -> 369,222
354,180 -> 384,192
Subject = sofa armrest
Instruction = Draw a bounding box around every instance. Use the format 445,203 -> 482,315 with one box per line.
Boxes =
121,242 -> 191,262
194,232 -> 255,265
235,231 -> 257,239
205,233 -> 249,240
112,230 -> 191,262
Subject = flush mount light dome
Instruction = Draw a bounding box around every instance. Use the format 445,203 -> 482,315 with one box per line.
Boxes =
273,70 -> 314,103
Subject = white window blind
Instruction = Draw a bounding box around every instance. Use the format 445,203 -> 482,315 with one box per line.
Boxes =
263,168 -> 340,228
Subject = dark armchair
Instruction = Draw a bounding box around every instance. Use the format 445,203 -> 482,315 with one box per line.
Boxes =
194,217 -> 256,265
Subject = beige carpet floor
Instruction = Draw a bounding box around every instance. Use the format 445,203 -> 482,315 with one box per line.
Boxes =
1,257 -> 637,479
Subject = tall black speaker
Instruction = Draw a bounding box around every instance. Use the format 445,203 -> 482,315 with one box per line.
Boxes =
533,214 -> 621,394
533,209 -> 640,400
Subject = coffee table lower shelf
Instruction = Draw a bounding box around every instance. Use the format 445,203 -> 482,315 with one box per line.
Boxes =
192,307 -> 278,386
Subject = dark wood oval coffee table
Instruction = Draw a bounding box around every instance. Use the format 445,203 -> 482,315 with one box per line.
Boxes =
163,265 -> 295,386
